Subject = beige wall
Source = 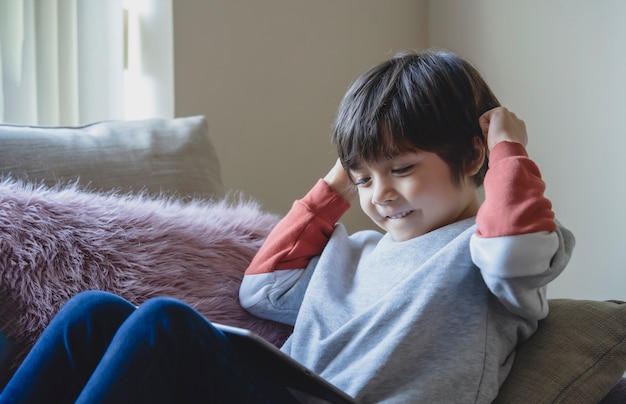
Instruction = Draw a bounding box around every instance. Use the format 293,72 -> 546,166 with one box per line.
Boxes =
428,0 -> 626,300
173,1 -> 626,301
173,1 -> 428,233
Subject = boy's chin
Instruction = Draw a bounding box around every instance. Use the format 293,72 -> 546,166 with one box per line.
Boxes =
386,226 -> 425,242
371,217 -> 423,242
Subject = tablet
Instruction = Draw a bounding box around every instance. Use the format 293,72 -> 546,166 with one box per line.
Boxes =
212,323 -> 356,404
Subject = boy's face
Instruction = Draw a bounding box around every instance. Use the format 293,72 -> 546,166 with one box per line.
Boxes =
349,150 -> 480,241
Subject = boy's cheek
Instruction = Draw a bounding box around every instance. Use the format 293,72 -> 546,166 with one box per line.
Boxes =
356,190 -> 368,207
358,195 -> 378,221
357,194 -> 368,211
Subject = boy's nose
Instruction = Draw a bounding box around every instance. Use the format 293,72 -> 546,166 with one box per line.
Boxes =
372,181 -> 397,205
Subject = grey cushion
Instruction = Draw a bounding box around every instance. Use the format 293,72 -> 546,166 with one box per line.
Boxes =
0,115 -> 222,199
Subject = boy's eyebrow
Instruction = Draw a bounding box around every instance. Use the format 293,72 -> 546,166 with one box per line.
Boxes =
348,154 -> 396,171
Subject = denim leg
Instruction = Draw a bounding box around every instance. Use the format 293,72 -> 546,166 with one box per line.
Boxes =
0,290 -> 135,404
75,297 -> 298,404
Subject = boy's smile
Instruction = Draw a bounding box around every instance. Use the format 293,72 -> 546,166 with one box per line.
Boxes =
350,150 -> 480,241
386,210 -> 414,220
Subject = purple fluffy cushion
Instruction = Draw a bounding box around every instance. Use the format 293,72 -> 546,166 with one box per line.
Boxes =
0,179 -> 292,384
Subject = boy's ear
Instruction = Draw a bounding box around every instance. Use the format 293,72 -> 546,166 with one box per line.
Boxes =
465,136 -> 486,176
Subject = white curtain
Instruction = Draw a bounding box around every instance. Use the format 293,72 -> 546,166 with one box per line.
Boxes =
0,0 -> 172,127
123,0 -> 174,122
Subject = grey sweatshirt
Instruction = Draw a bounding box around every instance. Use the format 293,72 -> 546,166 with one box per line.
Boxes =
240,143 -> 575,402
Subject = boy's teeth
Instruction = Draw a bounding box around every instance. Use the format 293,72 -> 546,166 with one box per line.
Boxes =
389,211 -> 411,219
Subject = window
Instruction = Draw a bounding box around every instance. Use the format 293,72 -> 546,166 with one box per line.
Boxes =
0,0 -> 172,126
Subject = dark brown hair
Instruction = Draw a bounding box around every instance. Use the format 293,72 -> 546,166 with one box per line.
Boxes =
332,49 -> 500,186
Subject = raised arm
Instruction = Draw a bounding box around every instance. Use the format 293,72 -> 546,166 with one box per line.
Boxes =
244,178 -> 350,275
471,107 -> 574,320
476,107 -> 555,236
239,162 -> 352,324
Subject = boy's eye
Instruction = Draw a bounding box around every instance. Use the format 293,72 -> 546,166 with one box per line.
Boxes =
353,176 -> 371,187
392,165 -> 413,175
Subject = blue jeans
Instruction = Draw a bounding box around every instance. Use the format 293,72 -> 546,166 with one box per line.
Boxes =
0,291 -> 298,403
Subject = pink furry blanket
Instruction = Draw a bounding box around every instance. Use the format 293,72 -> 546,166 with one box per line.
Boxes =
0,179 -> 291,384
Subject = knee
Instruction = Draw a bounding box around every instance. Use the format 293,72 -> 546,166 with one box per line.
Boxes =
134,297 -> 215,335
58,290 -> 135,322
68,290 -> 117,304
43,291 -> 135,345
65,290 -> 128,309
135,297 -> 194,320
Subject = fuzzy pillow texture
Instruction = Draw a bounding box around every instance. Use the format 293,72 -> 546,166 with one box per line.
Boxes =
0,179 -> 291,386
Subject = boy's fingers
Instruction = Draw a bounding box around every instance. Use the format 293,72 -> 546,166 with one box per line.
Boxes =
479,108 -> 496,136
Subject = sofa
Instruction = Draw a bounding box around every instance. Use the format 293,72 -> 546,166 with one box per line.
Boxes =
0,115 -> 624,403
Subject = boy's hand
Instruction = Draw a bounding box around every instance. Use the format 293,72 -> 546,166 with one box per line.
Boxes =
323,159 -> 358,202
479,107 -> 528,152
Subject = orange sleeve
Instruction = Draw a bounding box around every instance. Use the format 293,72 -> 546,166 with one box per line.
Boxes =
245,180 -> 351,275
476,141 -> 556,238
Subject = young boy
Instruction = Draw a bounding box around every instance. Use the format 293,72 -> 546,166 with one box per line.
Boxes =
240,49 -> 575,402
0,49 -> 573,403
